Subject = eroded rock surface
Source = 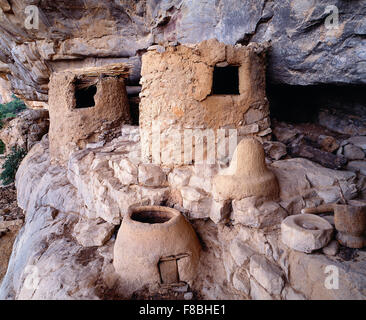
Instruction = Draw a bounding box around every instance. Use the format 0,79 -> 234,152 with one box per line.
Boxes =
0,109 -> 49,153
0,0 -> 364,104
1,127 -> 366,300
0,184 -> 24,283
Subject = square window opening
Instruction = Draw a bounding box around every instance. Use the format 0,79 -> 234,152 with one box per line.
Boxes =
212,65 -> 240,95
74,80 -> 97,109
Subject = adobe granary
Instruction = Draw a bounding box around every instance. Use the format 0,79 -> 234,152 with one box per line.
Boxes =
139,39 -> 271,165
48,63 -> 132,163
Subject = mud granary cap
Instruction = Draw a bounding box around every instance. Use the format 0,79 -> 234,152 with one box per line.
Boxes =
213,138 -> 280,201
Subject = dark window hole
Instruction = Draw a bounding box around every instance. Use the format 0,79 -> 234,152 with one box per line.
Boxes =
212,66 -> 240,95
75,84 -> 97,109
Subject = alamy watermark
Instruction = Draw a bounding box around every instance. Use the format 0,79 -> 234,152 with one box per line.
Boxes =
324,5 -> 339,30
324,265 -> 339,290
24,5 -> 39,30
0,5 -> 39,29
141,121 -> 239,166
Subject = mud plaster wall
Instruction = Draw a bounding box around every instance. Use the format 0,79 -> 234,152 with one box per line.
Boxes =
48,72 -> 131,163
139,39 -> 271,165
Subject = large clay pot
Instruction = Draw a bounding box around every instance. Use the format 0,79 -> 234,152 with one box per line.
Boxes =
113,206 -> 201,293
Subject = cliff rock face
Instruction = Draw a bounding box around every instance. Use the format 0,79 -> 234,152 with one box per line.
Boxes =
0,109 -> 49,153
1,0 -> 366,301
1,129 -> 366,300
0,78 -> 13,104
0,0 -> 365,104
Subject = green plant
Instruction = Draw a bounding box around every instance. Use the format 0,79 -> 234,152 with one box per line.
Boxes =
0,146 -> 27,185
0,140 -> 4,154
0,95 -> 27,128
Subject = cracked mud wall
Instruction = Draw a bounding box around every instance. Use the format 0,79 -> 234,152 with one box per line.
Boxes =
139,39 -> 271,163
48,71 -> 131,163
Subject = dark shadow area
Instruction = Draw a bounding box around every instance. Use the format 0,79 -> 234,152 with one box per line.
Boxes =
131,210 -> 172,224
126,86 -> 141,125
75,84 -> 97,109
128,96 -> 140,126
0,139 -> 4,154
267,84 -> 366,124
212,66 -> 240,95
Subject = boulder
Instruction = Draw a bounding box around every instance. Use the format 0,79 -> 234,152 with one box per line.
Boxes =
184,292 -> 193,300
322,240 -> 339,256
318,110 -> 366,136
263,141 -> 287,161
282,287 -> 306,300
232,196 -> 287,229
109,158 -> 138,185
180,187 -> 211,219
249,255 -> 284,295
0,109 -> 49,153
289,250 -> 366,300
232,269 -> 250,296
168,167 -> 192,188
347,161 -> 366,176
271,158 -> 357,201
138,163 -> 166,187
250,278 -> 273,300
238,124 -> 259,135
73,218 -> 115,247
318,135 -> 339,153
343,144 -> 365,160
209,199 -> 231,224
347,136 -> 366,150
229,238 -> 255,266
